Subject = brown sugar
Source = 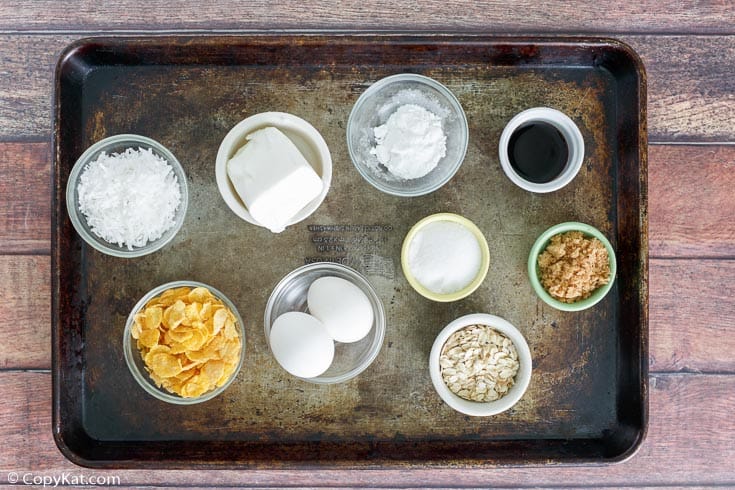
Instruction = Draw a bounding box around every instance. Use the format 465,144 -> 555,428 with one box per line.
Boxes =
537,231 -> 611,303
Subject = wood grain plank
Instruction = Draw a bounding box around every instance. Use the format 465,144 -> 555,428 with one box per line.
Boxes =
0,35 -> 734,141
628,36 -> 735,143
0,1 -> 733,34
649,145 -> 735,258
0,35 -> 74,139
0,142 -> 50,253
650,260 -> 735,373
1,372 -> 733,485
0,256 -> 50,369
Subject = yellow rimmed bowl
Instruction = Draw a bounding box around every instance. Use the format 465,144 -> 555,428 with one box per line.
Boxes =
401,213 -> 490,302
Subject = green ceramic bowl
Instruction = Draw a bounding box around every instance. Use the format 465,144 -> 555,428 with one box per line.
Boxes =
528,222 -> 617,312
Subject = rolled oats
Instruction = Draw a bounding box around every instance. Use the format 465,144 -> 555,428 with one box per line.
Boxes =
439,324 -> 520,402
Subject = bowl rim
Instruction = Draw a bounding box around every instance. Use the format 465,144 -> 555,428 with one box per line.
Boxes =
65,133 -> 189,258
429,313 -> 533,416
498,107 -> 585,194
527,221 -> 618,311
401,213 -> 490,302
215,111 -> 332,231
263,262 -> 386,384
346,72 -> 469,197
123,280 -> 246,405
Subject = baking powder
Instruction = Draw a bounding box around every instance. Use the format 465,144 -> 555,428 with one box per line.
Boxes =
370,104 -> 447,179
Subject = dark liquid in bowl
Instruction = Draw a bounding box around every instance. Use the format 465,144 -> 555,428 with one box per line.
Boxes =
508,122 -> 569,184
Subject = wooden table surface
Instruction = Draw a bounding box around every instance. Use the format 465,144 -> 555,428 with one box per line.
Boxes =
1,2 -> 734,488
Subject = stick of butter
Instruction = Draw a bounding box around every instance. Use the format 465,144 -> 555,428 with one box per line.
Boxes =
226,127 -> 323,233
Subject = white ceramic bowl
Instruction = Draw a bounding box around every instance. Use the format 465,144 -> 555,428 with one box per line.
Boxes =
429,313 -> 532,416
498,107 -> 584,193
215,112 -> 332,231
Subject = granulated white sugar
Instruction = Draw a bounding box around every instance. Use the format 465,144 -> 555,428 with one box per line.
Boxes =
77,147 -> 182,250
407,220 -> 482,294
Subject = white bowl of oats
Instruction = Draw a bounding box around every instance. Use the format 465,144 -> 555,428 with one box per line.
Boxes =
429,313 -> 532,416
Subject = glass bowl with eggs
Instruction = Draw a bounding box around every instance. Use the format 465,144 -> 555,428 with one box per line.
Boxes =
264,263 -> 386,384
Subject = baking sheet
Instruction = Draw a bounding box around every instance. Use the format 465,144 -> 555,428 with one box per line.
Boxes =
52,35 -> 648,468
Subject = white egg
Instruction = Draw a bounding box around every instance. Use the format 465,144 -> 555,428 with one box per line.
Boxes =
307,276 -> 374,343
269,311 -> 334,378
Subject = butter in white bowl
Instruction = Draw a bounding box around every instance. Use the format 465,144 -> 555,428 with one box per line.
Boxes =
215,112 -> 333,233
226,126 -> 323,233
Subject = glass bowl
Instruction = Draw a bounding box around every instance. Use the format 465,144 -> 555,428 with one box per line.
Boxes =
123,280 -> 246,405
264,263 -> 386,384
65,134 -> 188,258
528,222 -> 617,311
346,73 -> 469,197
429,313 -> 532,416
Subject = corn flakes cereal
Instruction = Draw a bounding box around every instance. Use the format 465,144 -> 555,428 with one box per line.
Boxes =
131,286 -> 242,398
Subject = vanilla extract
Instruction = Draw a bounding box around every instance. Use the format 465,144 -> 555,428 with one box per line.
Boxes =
508,121 -> 569,184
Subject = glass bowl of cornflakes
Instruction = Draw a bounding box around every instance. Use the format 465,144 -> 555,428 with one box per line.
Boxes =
123,281 -> 245,405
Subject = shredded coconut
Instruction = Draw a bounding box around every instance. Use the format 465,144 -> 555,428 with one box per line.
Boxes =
77,147 -> 182,250
370,104 -> 447,179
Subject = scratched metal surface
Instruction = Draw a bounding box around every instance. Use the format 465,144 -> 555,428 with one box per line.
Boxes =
53,36 -> 647,467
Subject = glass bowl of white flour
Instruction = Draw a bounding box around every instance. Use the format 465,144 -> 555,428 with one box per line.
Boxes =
346,73 -> 468,197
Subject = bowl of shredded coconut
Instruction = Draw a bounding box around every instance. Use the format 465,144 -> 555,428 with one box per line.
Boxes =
66,134 -> 188,258
346,73 -> 468,197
